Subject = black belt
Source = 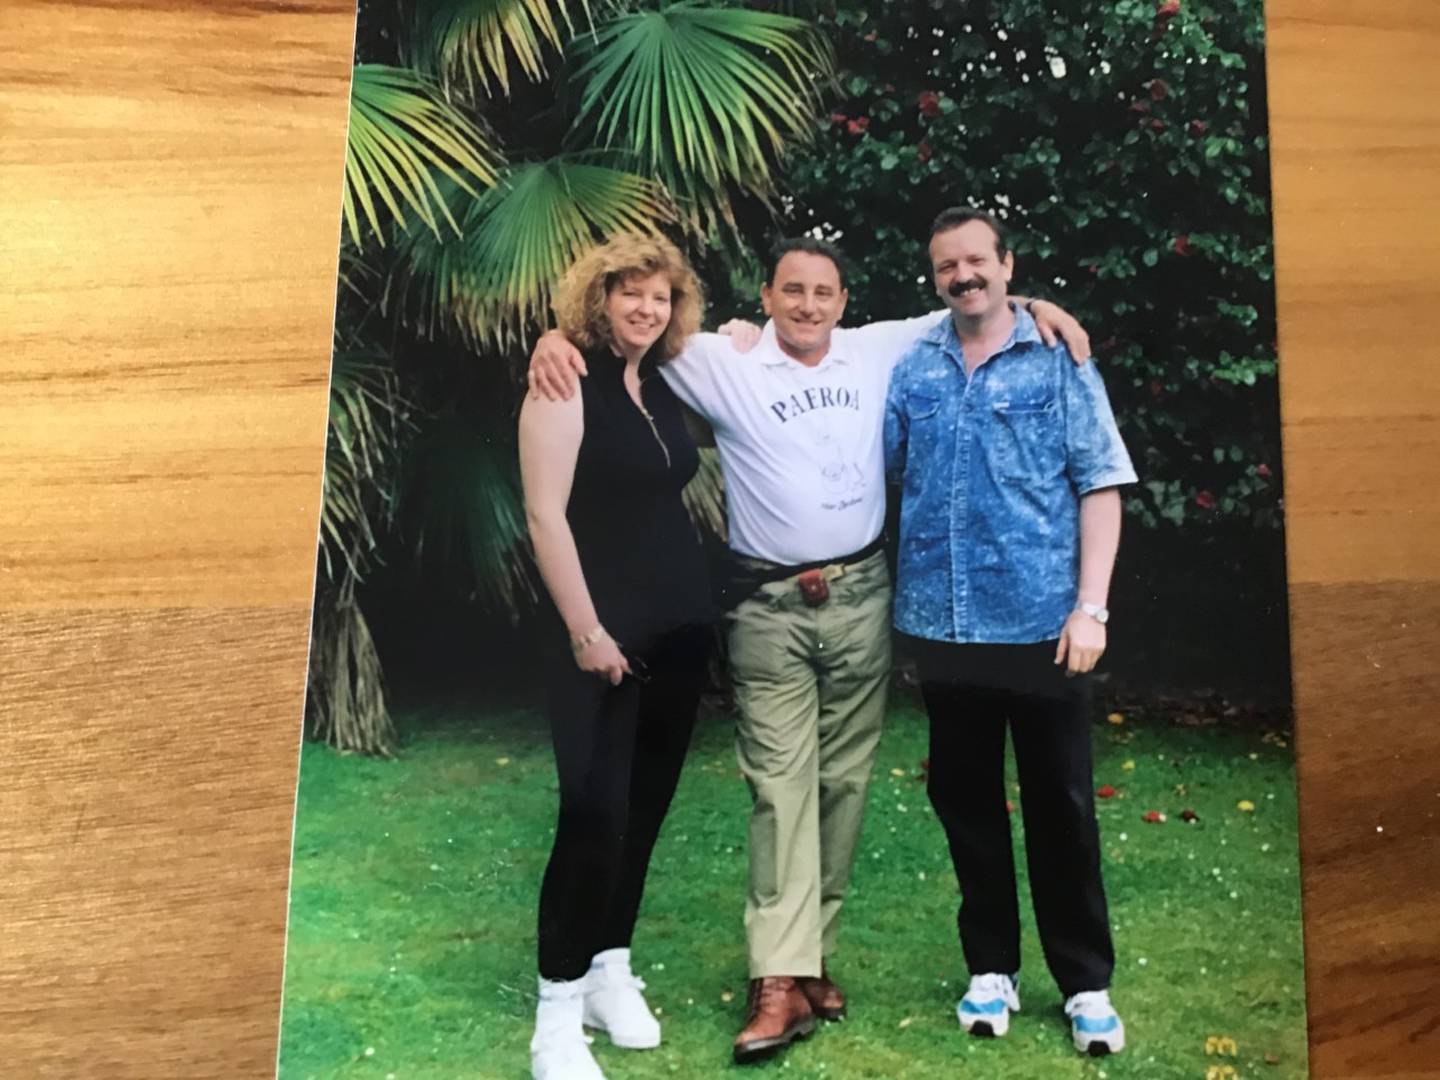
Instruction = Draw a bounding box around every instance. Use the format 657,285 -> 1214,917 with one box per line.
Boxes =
742,534 -> 887,585
713,535 -> 885,611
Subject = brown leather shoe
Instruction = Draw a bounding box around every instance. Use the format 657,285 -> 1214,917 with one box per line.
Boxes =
796,969 -> 847,1020
732,976 -> 817,1063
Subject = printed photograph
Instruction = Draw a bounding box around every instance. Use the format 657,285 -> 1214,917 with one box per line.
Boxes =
280,2 -> 1305,1077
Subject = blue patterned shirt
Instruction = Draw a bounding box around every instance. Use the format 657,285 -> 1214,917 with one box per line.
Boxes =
884,306 -> 1137,644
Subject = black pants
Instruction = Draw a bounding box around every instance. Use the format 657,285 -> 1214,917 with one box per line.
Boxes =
913,639 -> 1114,997
536,623 -> 711,980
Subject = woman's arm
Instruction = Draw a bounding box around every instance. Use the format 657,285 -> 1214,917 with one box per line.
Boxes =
518,392 -> 630,685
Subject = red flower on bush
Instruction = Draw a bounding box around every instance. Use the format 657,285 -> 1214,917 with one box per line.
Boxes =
1149,379 -> 1164,398
830,111 -> 847,125
1157,0 -> 1181,19
847,117 -> 870,135
1190,119 -> 1209,136
1129,100 -> 1151,114
1173,233 -> 1193,256
917,91 -> 941,118
1256,463 -> 1272,478
1149,118 -> 1167,132
1149,79 -> 1170,101
1097,784 -> 1117,799
917,139 -> 933,163
1195,490 -> 1217,510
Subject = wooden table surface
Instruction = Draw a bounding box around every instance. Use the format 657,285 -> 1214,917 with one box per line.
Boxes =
1,1 -> 1436,1076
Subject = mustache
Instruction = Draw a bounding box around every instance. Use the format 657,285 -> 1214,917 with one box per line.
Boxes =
947,277 -> 987,298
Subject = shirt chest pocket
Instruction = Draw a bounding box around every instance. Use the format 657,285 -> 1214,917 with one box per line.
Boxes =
903,391 -> 946,481
987,397 -> 1064,483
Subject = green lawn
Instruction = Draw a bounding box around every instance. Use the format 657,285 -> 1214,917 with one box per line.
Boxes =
279,692 -> 1307,1080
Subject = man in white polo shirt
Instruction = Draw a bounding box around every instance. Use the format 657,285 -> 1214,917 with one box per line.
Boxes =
527,237 -> 1088,1064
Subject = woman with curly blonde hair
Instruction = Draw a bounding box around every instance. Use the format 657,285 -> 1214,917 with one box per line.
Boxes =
519,233 -> 713,1080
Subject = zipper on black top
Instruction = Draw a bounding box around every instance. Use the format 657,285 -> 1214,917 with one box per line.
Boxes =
637,403 -> 672,468
634,377 -> 671,468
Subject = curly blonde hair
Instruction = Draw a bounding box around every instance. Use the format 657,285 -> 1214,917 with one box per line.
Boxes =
553,234 -> 705,363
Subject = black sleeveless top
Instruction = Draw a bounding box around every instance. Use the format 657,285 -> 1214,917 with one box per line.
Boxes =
565,347 -> 712,643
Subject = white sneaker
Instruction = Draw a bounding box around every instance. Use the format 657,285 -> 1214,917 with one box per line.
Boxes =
957,972 -> 1021,1037
1065,989 -> 1125,1055
532,977 -> 607,1080
583,948 -> 662,1050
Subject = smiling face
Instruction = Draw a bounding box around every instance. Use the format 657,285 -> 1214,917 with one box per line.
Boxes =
761,251 -> 848,363
604,270 -> 673,360
930,218 -> 1014,324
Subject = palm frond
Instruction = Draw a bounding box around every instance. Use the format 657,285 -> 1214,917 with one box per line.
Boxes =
344,64 -> 504,248
568,2 -> 834,231
408,0 -> 592,97
320,348 -> 412,582
397,413 -> 537,616
681,446 -> 726,538
389,157 -> 678,349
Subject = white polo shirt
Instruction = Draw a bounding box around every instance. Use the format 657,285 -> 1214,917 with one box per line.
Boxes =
660,310 -> 948,565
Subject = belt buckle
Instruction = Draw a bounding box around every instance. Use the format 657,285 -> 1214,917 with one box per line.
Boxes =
797,563 -> 846,606
796,568 -> 829,607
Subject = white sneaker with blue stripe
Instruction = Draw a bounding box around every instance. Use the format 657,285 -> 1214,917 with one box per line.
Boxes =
957,972 -> 1020,1037
1065,989 -> 1125,1055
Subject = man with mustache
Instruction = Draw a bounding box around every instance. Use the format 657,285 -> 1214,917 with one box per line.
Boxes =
527,237 -> 1090,1063
885,208 -> 1136,1056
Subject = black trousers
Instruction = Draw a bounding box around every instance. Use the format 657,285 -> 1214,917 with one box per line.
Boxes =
536,622 -> 711,980
913,638 -> 1114,997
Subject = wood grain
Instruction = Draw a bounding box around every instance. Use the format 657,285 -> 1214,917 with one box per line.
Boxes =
1268,2 -> 1440,1076
0,1 -> 353,1076
0,0 -> 1436,1077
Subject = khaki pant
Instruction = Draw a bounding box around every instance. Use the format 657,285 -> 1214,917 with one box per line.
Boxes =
726,550 -> 892,978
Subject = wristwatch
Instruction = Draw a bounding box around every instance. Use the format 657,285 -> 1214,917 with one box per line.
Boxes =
1077,602 -> 1109,625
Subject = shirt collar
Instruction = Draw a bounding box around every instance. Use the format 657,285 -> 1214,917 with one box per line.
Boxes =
923,301 -> 1043,360
758,319 -> 854,369
586,343 -> 661,379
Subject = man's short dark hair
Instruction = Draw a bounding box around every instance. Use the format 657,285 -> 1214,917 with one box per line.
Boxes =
767,236 -> 848,290
929,207 -> 1009,259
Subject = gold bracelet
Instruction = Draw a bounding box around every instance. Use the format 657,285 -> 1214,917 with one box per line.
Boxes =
571,624 -> 607,654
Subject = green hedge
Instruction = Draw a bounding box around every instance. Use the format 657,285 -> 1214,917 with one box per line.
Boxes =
728,0 -> 1280,534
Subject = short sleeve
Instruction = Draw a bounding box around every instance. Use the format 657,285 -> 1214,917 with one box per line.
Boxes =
1063,357 -> 1138,494
658,332 -> 738,421
848,309 -> 949,375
